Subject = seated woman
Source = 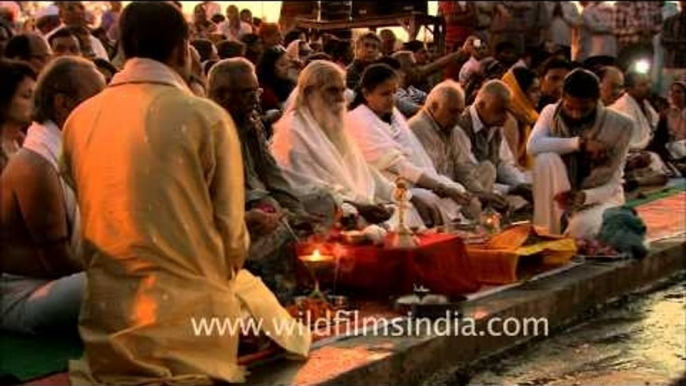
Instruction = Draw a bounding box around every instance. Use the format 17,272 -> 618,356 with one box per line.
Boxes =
650,80 -> 686,176
0,60 -> 36,171
347,63 -> 481,226
258,45 -> 296,113
502,66 -> 541,170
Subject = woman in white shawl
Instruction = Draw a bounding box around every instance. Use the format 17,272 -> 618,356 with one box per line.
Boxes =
346,63 -> 481,226
270,60 -> 426,228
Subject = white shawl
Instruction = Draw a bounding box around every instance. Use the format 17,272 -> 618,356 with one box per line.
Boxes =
347,105 -> 465,223
610,93 -> 659,151
22,120 -> 82,259
347,105 -> 464,190
270,107 -> 393,205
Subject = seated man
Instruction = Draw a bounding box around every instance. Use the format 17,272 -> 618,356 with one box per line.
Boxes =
528,69 -> 632,238
347,63 -> 480,226
48,27 -> 81,57
537,57 -> 573,112
598,66 -> 625,107
0,57 -> 105,334
409,80 -> 509,212
208,58 -> 332,302
610,71 -> 670,187
455,80 -> 533,199
271,60 -> 428,228
459,36 -> 489,87
346,32 -> 382,90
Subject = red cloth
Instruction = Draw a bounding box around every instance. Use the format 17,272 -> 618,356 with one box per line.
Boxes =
296,233 -> 480,297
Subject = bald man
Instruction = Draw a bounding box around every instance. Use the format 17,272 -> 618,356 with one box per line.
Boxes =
455,80 -> 532,198
598,66 -> 625,106
409,80 -> 509,212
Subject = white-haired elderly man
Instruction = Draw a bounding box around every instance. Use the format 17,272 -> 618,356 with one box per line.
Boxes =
409,80 -> 510,212
455,80 -> 533,202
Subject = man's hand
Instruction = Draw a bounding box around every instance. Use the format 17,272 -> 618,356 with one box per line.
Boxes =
554,190 -> 586,211
477,192 -> 510,212
411,195 -> 443,228
354,203 -> 394,224
509,183 -> 533,202
626,152 -> 652,170
581,137 -> 609,161
245,209 -> 281,236
446,187 -> 474,206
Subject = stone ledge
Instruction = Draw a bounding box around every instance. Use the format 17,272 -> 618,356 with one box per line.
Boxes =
246,236 -> 686,386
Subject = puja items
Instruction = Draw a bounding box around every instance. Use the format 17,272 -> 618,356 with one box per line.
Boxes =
394,285 -> 466,320
479,206 -> 502,235
298,249 -> 336,300
287,295 -> 350,329
288,297 -> 337,323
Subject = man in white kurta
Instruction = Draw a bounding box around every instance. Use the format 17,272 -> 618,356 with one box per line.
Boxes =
528,69 -> 633,238
62,3 -> 309,385
610,71 -> 669,178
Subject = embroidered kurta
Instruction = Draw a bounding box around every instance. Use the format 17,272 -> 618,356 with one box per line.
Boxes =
62,58 -> 310,385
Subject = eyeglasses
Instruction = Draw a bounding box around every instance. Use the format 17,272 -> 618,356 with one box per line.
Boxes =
214,86 -> 263,100
235,87 -> 263,98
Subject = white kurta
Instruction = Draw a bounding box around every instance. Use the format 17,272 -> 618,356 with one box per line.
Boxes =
610,93 -> 668,173
610,93 -> 659,151
347,105 -> 465,223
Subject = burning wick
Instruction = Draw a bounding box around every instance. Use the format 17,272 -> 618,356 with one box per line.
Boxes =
301,249 -> 332,262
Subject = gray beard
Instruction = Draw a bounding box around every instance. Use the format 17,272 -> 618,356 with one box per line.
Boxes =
308,98 -> 348,156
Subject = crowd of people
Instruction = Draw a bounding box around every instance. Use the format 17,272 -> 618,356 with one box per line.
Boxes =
0,1 -> 685,385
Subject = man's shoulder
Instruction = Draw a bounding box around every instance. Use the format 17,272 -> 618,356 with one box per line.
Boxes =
153,91 -> 231,124
2,149 -> 56,187
604,107 -> 634,128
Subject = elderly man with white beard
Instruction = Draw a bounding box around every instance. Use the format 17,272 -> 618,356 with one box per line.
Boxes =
271,60 -> 435,228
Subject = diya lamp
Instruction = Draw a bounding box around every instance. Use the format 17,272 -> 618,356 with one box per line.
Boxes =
480,206 -> 502,235
298,248 -> 336,300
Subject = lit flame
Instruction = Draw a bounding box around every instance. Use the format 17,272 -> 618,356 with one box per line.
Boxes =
301,249 -> 332,262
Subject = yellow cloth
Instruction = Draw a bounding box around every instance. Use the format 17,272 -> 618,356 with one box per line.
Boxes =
62,59 -> 310,385
502,70 -> 539,169
467,224 -> 577,284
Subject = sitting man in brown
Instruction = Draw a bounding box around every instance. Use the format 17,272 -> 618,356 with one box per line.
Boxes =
208,58 -> 332,302
1,56 -> 105,334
